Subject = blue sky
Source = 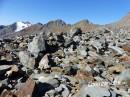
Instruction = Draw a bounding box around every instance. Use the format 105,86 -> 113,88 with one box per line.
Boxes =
0,0 -> 130,25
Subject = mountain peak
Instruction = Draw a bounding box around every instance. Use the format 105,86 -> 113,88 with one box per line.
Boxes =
46,19 -> 67,27
78,19 -> 91,24
14,21 -> 32,32
15,21 -> 32,25
74,19 -> 93,26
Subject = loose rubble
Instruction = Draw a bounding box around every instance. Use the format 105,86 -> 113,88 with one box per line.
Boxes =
0,27 -> 130,97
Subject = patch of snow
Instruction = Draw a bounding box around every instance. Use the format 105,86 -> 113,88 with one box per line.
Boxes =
15,21 -> 32,32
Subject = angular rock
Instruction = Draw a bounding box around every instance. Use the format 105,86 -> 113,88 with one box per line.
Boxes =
15,78 -> 36,97
28,34 -> 46,58
38,54 -> 50,70
19,51 -> 35,69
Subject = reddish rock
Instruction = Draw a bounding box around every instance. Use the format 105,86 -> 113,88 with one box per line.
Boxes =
15,78 -> 36,97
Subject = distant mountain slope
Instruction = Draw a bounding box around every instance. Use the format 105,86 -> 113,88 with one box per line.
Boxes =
73,19 -> 100,32
15,22 -> 32,32
0,21 -> 32,38
106,13 -> 130,32
42,19 -> 71,33
0,19 -> 99,39
2,13 -> 130,39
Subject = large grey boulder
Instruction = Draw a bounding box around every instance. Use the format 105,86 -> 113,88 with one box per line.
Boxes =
28,34 -> 46,57
18,51 -> 35,69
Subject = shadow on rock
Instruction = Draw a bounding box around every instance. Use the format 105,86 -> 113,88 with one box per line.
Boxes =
33,82 -> 54,97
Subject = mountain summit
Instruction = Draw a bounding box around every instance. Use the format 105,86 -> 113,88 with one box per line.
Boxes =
14,21 -> 32,32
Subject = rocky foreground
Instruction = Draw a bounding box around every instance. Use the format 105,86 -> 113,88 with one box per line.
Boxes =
0,27 -> 130,97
